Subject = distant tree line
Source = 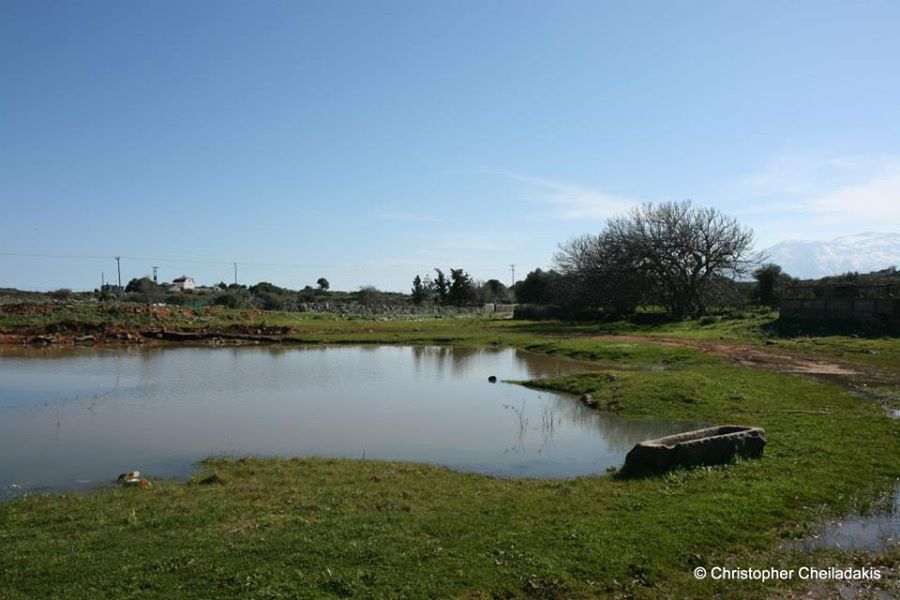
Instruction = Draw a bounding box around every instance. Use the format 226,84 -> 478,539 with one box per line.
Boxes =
80,199 -> 897,319
410,269 -> 510,306
112,201 -> 787,317
116,275 -> 395,311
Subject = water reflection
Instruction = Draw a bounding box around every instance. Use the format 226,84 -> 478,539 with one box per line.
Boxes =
793,485 -> 899,552
0,345 -> 693,495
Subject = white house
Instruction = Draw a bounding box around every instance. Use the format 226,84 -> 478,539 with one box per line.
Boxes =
168,275 -> 195,292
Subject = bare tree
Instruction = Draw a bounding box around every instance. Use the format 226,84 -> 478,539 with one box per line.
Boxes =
555,233 -> 650,314
557,201 -> 755,318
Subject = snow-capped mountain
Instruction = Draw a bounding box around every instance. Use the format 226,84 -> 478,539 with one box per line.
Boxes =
762,232 -> 900,279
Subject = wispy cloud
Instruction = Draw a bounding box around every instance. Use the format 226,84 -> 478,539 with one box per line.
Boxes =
731,201 -> 807,216
376,212 -> 442,223
736,150 -> 898,198
733,151 -> 900,229
808,167 -> 900,224
486,168 -> 639,220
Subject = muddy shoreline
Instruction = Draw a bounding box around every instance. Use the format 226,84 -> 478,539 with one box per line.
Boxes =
0,325 -> 297,347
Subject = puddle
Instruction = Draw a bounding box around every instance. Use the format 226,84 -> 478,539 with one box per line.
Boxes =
793,484 -> 899,552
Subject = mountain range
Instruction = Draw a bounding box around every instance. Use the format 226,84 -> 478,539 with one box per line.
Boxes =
762,232 -> 900,279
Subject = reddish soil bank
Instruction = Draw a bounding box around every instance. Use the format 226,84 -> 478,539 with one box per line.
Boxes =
0,302 -> 297,346
587,334 -> 900,411
0,326 -> 296,347
589,334 -> 861,376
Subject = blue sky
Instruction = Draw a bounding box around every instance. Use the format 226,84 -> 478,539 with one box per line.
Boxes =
2,1 -> 899,291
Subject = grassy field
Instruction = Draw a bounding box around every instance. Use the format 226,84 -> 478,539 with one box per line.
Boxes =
1,303 -> 898,598
3,302 -> 899,368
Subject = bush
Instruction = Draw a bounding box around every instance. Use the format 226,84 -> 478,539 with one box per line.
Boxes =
49,288 -> 73,301
513,304 -> 601,321
256,292 -> 285,311
213,292 -> 245,309
297,286 -> 316,302
164,294 -> 187,306
356,286 -> 384,305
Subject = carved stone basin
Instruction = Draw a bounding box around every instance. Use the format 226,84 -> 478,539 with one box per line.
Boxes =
623,425 -> 766,473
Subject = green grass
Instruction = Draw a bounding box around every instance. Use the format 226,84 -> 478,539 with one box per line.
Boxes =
10,302 -> 898,369
1,304 -> 899,598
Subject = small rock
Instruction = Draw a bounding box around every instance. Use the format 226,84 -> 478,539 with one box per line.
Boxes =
488,375 -> 497,383
580,393 -> 597,406
117,470 -> 140,482
765,339 -> 777,345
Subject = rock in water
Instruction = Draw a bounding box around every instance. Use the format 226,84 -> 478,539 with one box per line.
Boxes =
117,470 -> 140,482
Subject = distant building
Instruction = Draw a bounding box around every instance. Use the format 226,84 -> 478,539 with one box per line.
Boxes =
168,276 -> 195,292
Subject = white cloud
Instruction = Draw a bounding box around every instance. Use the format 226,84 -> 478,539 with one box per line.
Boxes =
487,169 -> 638,220
735,149 -> 899,199
731,151 -> 900,237
730,201 -> 807,216
808,168 -> 900,224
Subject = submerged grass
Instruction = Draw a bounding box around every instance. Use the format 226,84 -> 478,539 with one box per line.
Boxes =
1,305 -> 899,598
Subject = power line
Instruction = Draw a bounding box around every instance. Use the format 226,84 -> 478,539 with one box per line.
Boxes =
0,251 -> 512,272
0,252 -> 116,261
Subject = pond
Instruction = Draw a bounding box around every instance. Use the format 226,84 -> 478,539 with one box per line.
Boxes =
0,345 -> 695,495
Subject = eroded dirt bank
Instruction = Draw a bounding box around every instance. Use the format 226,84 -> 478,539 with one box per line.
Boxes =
588,334 -> 900,411
589,334 -> 860,375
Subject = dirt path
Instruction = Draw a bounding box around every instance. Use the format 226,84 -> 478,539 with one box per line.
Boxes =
589,335 -> 864,375
587,334 -> 900,414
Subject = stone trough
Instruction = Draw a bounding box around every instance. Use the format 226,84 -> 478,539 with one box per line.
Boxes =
623,425 -> 765,473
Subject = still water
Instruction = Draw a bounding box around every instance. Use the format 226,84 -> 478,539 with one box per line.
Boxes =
793,485 -> 899,551
0,345 -> 694,495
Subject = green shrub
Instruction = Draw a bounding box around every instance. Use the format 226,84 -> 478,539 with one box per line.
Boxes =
213,292 -> 245,309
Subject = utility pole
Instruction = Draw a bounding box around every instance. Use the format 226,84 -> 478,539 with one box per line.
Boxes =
509,264 -> 516,288
233,262 -> 238,286
115,256 -> 122,294
152,266 -> 158,283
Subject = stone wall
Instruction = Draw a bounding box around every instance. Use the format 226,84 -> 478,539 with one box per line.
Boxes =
780,297 -> 900,328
